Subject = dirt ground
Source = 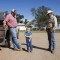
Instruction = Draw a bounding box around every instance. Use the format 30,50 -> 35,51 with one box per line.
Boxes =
0,32 -> 60,60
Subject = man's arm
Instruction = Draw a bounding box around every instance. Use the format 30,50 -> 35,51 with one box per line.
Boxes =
51,16 -> 57,32
3,15 -> 9,29
54,16 -> 57,28
53,16 -> 57,30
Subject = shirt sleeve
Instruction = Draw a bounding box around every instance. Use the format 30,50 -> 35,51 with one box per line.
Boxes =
30,32 -> 32,35
53,16 -> 57,28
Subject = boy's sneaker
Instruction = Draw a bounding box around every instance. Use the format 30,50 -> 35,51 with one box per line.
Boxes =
51,49 -> 55,54
27,50 -> 30,53
30,50 -> 32,53
47,48 -> 51,51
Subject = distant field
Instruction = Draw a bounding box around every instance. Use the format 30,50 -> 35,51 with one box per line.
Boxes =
19,30 -> 60,33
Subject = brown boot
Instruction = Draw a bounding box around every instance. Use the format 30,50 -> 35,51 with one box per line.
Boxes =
0,48 -> 2,51
14,48 -> 21,51
18,47 -> 22,51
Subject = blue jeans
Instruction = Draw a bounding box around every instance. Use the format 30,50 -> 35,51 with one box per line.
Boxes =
47,31 -> 56,50
26,38 -> 32,51
9,28 -> 21,49
51,32 -> 56,50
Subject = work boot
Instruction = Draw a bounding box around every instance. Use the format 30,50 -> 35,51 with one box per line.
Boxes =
18,47 -> 22,51
14,48 -> 21,51
0,48 -> 2,51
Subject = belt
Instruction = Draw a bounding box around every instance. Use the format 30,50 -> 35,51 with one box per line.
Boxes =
9,27 -> 16,28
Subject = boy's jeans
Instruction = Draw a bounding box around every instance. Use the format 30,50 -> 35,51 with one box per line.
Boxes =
26,38 -> 32,51
9,28 -> 21,49
47,31 -> 56,50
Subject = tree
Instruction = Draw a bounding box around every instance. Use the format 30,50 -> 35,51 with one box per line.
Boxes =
4,11 -> 8,17
16,14 -> 24,23
56,15 -> 60,22
27,19 -> 36,28
24,19 -> 28,25
0,11 -> 8,20
31,6 -> 51,28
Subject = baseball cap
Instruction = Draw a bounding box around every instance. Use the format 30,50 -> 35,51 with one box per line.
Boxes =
11,9 -> 16,12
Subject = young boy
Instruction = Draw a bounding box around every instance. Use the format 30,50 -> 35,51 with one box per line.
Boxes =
24,28 -> 32,52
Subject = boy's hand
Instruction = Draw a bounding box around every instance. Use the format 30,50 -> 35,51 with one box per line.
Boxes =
29,39 -> 31,42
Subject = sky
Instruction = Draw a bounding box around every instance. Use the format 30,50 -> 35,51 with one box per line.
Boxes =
0,0 -> 60,21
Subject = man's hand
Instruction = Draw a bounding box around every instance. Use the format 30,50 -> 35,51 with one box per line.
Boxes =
50,27 -> 56,32
3,24 -> 6,29
3,24 -> 8,30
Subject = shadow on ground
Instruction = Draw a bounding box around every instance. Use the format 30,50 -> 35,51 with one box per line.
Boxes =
21,43 -> 49,52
